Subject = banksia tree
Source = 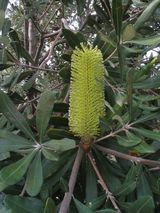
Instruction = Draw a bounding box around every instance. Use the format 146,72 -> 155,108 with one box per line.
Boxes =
69,44 -> 105,146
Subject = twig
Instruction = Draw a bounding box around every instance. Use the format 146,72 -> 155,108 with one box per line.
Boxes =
39,29 -> 62,68
38,0 -> 54,21
87,152 -> 122,213
19,181 -> 27,197
18,82 -> 63,111
19,63 -> 58,73
94,144 -> 160,168
43,29 -> 61,39
59,147 -> 84,213
104,48 -> 117,63
96,123 -> 132,143
34,36 -> 44,64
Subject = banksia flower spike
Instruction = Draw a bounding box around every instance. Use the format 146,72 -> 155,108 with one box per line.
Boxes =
69,44 -> 105,143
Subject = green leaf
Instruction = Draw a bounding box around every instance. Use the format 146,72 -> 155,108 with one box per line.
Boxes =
43,138 -> 76,152
0,129 -> 34,153
0,150 -> 36,191
62,29 -> 86,48
125,35 -> 160,46
0,152 -> 10,161
44,152 -> 75,186
86,195 -> 106,211
2,18 -> 11,36
73,197 -> 94,213
0,90 -> 35,141
47,128 -> 73,140
122,24 -> 136,41
114,181 -> 136,196
117,132 -> 141,147
125,164 -> 142,183
96,210 -> 117,213
133,111 -> 160,124
26,152 -> 43,196
133,128 -> 160,142
0,0 -> 9,11
93,32 -> 116,59
85,159 -> 97,202
134,142 -> 155,154
44,198 -> 56,213
36,90 -> 56,142
112,0 -> 122,41
128,196 -> 155,213
134,0 -> 160,30
127,69 -> 134,120
4,195 -> 44,213
0,10 -> 5,30
137,173 -> 153,198
76,0 -> 85,15
9,29 -> 34,63
42,148 -> 59,161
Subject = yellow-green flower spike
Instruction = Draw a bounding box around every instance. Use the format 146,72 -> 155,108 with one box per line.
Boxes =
69,44 -> 105,140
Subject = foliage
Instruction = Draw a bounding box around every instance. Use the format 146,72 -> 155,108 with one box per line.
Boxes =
0,0 -> 160,212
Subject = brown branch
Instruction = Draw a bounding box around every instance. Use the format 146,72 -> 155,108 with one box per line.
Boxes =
19,63 -> 58,73
18,82 -> 63,111
59,147 -> 84,213
39,29 -> 62,68
88,152 -> 122,213
38,0 -> 54,21
94,144 -> 160,168
96,123 -> 132,143
43,29 -> 61,39
34,36 -> 44,64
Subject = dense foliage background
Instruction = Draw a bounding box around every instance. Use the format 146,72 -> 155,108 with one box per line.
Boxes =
0,0 -> 160,212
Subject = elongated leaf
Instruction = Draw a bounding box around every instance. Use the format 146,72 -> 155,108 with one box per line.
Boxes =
86,195 -> 106,211
26,152 -> 43,196
137,173 -> 153,198
0,0 -> 9,11
0,150 -> 36,191
2,18 -> 11,36
0,129 -> 34,153
125,164 -> 142,183
114,181 -> 136,196
134,142 -> 155,154
76,0 -> 85,15
73,197 -> 94,213
85,159 -> 97,202
0,91 -> 35,141
134,0 -> 160,30
36,90 -> 56,142
128,196 -> 155,213
125,35 -> 160,46
96,210 -> 117,213
93,32 -> 116,59
0,152 -> 10,161
117,132 -> 141,147
127,69 -> 134,120
112,0 -> 122,41
47,128 -> 74,140
133,128 -> 160,141
133,111 -> 160,124
122,24 -> 136,41
43,138 -> 76,152
44,198 -> 56,213
42,148 -> 59,161
5,195 -> 44,213
0,10 -> 5,30
62,29 -> 86,48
